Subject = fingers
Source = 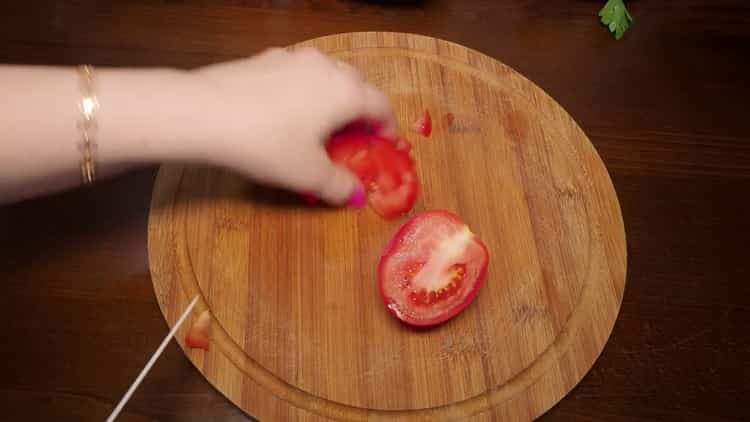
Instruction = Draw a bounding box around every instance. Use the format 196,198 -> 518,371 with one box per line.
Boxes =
266,48 -> 397,136
316,164 -> 364,206
334,60 -> 361,80
288,147 -> 361,206
326,78 -> 398,138
360,82 -> 398,137
327,60 -> 398,138
307,157 -> 364,206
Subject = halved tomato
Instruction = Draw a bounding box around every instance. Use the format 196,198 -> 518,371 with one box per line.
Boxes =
378,211 -> 489,326
326,123 -> 418,218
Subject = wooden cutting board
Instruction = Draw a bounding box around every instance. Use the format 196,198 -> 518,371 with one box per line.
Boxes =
148,32 -> 626,421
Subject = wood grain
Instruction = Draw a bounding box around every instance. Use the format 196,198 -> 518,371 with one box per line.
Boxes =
148,32 -> 626,421
2,2 -> 749,422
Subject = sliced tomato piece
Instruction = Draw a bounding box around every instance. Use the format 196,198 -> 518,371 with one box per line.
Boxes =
368,144 -> 419,217
378,211 -> 489,326
412,110 -> 432,137
185,310 -> 212,351
326,122 -> 418,218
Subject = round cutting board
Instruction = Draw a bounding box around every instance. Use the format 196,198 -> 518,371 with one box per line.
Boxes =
149,32 -> 626,421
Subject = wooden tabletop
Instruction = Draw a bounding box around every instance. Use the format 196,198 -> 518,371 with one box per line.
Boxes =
1,1 -> 748,421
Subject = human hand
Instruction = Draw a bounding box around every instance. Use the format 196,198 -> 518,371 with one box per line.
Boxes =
191,47 -> 397,206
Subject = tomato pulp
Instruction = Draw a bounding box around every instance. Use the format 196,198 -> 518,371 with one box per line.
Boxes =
378,211 -> 489,326
326,123 -> 418,218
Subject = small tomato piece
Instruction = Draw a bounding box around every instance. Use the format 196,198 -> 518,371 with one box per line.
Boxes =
412,111 -> 432,137
185,310 -> 212,351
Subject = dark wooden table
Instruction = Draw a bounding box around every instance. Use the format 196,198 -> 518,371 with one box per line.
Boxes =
1,1 -> 748,421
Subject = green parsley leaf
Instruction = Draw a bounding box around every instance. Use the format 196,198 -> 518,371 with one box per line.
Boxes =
599,0 -> 633,40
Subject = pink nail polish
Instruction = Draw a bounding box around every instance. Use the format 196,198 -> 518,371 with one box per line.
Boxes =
348,186 -> 366,208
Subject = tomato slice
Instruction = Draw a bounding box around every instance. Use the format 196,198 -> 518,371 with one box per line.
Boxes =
378,211 -> 489,326
326,123 -> 418,218
185,310 -> 212,351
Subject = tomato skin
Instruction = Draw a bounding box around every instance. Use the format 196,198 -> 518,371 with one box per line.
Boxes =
378,210 -> 489,327
413,111 -> 432,137
185,310 -> 212,351
326,122 -> 418,218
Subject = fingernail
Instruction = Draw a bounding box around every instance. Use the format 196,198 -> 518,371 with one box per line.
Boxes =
348,186 -> 366,208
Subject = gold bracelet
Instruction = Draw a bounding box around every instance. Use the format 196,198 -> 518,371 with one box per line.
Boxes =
77,64 -> 98,185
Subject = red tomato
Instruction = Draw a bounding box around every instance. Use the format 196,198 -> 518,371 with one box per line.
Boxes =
185,310 -> 212,351
326,123 -> 418,218
412,110 -> 432,137
378,211 -> 489,326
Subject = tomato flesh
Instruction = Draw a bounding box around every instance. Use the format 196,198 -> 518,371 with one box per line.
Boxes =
412,110 -> 432,137
378,210 -> 489,326
185,310 -> 212,351
326,122 -> 418,218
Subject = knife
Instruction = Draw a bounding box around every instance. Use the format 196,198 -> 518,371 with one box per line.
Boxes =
106,295 -> 200,422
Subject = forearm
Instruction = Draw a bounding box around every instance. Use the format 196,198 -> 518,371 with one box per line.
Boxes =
0,65 -> 206,204
0,49 -> 396,207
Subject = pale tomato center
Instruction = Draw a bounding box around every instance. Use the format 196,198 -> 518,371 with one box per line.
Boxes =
407,263 -> 466,306
411,226 -> 473,291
